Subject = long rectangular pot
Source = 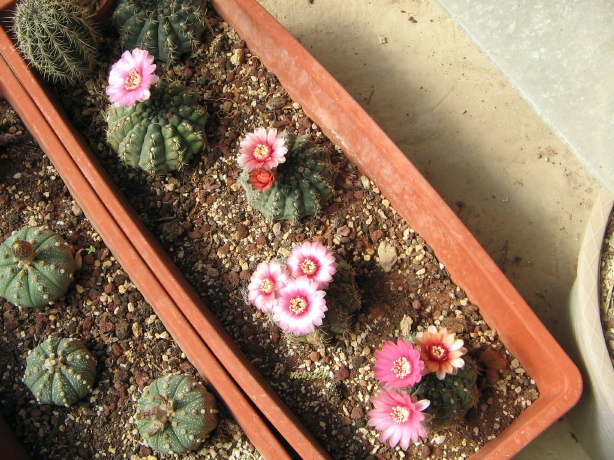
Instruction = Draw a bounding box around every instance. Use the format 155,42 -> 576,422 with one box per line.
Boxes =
0,0 -> 582,458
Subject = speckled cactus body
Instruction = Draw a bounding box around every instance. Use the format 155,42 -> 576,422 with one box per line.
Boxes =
106,81 -> 208,174
0,227 -> 76,308
23,337 -> 97,407
135,374 -> 218,455
113,0 -> 206,63
407,356 -> 479,428
13,0 -> 99,84
241,134 -> 336,221
298,256 -> 360,344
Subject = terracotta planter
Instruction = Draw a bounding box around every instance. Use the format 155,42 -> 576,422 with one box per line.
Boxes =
0,0 -> 582,458
0,414 -> 29,460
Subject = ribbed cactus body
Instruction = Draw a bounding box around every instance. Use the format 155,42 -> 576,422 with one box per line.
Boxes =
136,374 -> 218,455
113,0 -> 206,63
23,337 -> 97,407
106,81 -> 207,174
407,356 -> 479,428
0,227 -> 76,308
297,256 -> 360,344
240,134 -> 336,221
13,0 -> 98,84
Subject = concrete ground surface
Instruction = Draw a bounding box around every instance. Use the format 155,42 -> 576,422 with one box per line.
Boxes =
257,0 -> 604,458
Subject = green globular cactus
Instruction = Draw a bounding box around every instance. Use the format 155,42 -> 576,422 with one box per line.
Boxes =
13,0 -> 99,84
113,0 -> 206,63
106,80 -> 208,174
240,134 -> 336,222
297,256 -> 361,344
23,337 -> 97,407
135,374 -> 218,455
406,356 -> 479,428
0,227 -> 76,308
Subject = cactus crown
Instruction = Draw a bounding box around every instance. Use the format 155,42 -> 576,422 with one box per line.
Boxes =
23,337 -> 97,407
106,80 -> 208,174
113,0 -> 206,63
406,356 -> 479,428
240,134 -> 336,222
135,374 -> 218,455
0,227 -> 76,308
13,0 -> 99,84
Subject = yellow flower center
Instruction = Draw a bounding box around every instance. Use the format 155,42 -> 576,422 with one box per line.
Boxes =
392,357 -> 411,378
391,405 -> 410,424
289,296 -> 308,315
300,258 -> 317,275
260,278 -> 274,294
124,69 -> 142,90
430,344 -> 447,360
253,144 -> 270,160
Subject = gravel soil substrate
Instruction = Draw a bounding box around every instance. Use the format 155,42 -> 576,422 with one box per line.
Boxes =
0,3 -> 539,459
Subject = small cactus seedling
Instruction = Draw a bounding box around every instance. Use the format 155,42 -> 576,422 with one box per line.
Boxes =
406,356 -> 479,428
240,134 -> 336,221
113,0 -> 206,63
23,337 -> 97,407
13,0 -> 99,84
0,227 -> 76,308
135,374 -> 218,455
106,80 -> 208,174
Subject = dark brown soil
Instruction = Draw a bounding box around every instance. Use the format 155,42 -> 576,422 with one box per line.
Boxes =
0,3 -> 538,459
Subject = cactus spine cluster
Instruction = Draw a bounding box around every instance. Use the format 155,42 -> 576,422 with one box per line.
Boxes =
240,134 -> 336,221
0,227 -> 76,308
23,337 -> 97,407
406,356 -> 479,428
113,0 -> 206,63
13,0 -> 99,84
135,374 -> 218,455
106,80 -> 208,174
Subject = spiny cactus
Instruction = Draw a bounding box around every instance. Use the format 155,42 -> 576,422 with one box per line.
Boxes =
296,255 -> 361,344
113,0 -> 206,63
23,337 -> 97,407
13,0 -> 99,84
406,356 -> 479,428
240,134 -> 336,221
0,227 -> 76,308
135,374 -> 218,455
106,80 -> 208,174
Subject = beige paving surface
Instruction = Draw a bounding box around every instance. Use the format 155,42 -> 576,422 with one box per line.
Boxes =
258,0 -> 602,458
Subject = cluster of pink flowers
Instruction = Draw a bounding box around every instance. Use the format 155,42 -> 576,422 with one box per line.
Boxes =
247,241 -> 337,335
106,48 -> 159,108
368,326 -> 467,450
237,127 -> 288,192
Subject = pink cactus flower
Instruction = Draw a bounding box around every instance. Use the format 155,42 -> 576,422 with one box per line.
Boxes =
373,339 -> 424,388
238,127 -> 287,171
414,325 -> 467,380
368,389 -> 430,450
247,260 -> 289,313
286,241 -> 337,290
272,276 -> 327,336
106,49 -> 159,107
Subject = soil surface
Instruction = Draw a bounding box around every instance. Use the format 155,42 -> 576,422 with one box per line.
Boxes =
1,3 -> 539,459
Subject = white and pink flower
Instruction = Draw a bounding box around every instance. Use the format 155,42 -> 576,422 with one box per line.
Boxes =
286,241 -> 337,290
247,260 -> 289,313
237,127 -> 287,171
106,49 -> 159,107
414,325 -> 467,380
272,276 -> 327,336
373,339 -> 424,389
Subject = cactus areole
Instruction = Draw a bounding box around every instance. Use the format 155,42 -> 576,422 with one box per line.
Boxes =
23,337 -> 97,407
135,374 -> 218,455
106,81 -> 208,174
113,0 -> 206,63
0,227 -> 76,308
